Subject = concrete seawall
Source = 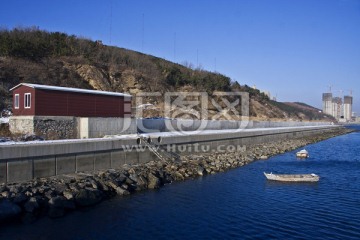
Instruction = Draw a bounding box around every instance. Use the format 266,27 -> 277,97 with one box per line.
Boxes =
0,125 -> 339,184
137,119 -> 332,133
9,116 -> 333,139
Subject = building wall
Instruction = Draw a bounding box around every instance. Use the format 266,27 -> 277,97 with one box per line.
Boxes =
322,93 -> 333,116
34,89 -> 131,117
332,97 -> 342,119
12,86 -> 131,118
12,86 -> 36,116
323,100 -> 332,116
343,104 -> 352,121
343,96 -> 353,121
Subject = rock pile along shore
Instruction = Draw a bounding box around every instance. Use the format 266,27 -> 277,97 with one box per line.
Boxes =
0,127 -> 353,224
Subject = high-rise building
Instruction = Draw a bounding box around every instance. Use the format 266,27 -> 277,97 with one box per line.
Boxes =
343,96 -> 353,121
322,92 -> 354,121
322,93 -> 333,116
332,97 -> 342,119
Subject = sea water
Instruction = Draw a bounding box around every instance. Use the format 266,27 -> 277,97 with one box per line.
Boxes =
2,126 -> 360,240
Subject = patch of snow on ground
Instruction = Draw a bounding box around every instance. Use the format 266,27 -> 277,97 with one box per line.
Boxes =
0,117 -> 9,124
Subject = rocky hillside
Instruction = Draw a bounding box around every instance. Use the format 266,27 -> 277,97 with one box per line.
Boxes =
270,102 -> 332,121
0,27 -> 333,121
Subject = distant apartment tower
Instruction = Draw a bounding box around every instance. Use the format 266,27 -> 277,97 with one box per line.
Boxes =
322,93 -> 333,116
343,95 -> 353,121
332,97 -> 343,119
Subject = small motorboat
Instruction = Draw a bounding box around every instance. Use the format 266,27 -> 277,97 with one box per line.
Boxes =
296,149 -> 309,158
264,172 -> 319,182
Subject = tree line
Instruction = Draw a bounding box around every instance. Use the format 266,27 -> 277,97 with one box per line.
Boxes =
0,27 -> 97,60
0,27 -> 234,93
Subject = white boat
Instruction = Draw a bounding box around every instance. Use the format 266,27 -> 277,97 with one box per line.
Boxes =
296,149 -> 309,158
264,172 -> 319,182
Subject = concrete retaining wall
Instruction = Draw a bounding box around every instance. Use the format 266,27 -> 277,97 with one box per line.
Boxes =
0,125 -> 339,184
9,116 -> 35,135
10,116 -> 136,139
10,116 -> 333,139
137,118 -> 332,133
79,118 -> 137,138
34,116 -> 77,139
10,116 -> 77,139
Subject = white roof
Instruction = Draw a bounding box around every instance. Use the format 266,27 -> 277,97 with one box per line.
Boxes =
10,83 -> 132,98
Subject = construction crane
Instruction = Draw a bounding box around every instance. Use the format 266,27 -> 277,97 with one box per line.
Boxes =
344,89 -> 353,96
327,85 -> 333,93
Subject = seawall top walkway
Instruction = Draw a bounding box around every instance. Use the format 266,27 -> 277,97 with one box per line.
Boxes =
0,124 -> 339,161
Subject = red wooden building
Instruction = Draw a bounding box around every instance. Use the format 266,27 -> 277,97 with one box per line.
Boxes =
10,83 -> 131,117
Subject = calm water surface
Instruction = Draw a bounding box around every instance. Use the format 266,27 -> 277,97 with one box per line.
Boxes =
2,126 -> 360,240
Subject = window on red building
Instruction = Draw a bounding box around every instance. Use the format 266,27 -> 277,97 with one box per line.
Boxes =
24,93 -> 31,108
14,94 -> 19,109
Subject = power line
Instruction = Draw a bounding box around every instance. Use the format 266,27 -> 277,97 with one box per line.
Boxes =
174,32 -> 176,63
142,13 -> 144,52
214,57 -> 217,72
109,0 -> 112,45
196,49 -> 199,68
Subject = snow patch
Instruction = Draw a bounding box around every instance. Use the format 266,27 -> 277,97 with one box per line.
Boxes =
0,117 -> 9,124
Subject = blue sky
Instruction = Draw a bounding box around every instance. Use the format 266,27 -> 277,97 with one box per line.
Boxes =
1,0 -> 360,113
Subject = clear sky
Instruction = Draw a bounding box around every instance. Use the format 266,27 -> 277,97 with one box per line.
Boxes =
1,0 -> 360,113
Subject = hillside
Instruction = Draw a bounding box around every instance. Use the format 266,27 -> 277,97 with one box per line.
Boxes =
0,27 -> 334,121
273,102 -> 331,121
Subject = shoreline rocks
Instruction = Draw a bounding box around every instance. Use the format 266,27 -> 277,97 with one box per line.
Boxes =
0,128 -> 354,225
